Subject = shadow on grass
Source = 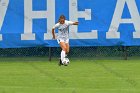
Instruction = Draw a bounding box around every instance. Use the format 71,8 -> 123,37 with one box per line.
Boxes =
0,57 -> 49,62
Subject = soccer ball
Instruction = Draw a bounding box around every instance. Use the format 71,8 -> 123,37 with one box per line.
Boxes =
62,58 -> 70,66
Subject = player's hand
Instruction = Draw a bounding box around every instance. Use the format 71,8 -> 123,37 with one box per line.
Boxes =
52,37 -> 56,39
73,22 -> 79,25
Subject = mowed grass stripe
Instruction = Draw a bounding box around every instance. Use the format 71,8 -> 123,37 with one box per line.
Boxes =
0,57 -> 140,93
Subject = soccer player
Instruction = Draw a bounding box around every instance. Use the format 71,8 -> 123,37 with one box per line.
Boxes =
52,15 -> 78,66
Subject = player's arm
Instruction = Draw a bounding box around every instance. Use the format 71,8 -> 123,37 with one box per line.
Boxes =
72,22 -> 79,25
67,21 -> 79,25
52,23 -> 59,39
52,28 -> 56,39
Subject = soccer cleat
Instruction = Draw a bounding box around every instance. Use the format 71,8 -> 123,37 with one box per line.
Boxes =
58,59 -> 63,66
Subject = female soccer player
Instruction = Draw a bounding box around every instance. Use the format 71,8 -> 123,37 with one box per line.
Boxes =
52,15 -> 78,66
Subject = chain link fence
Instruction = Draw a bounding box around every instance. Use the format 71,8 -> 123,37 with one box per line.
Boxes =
0,46 -> 140,61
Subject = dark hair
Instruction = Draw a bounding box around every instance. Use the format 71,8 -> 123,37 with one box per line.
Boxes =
58,15 -> 66,22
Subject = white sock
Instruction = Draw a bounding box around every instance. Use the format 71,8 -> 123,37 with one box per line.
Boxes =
61,50 -> 65,62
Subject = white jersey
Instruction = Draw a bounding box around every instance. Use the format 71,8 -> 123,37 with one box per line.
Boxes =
53,20 -> 74,39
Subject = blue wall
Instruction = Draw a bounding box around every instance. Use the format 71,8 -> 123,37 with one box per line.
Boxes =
0,0 -> 140,48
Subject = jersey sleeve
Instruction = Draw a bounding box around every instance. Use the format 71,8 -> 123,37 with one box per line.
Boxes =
66,20 -> 74,25
52,23 -> 60,29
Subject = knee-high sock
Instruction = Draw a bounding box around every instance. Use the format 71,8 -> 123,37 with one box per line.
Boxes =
61,50 -> 65,61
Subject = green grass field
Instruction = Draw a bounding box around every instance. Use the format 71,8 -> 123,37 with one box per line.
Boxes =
0,57 -> 140,93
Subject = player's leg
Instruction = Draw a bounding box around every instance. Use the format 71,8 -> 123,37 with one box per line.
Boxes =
65,43 -> 69,57
65,39 -> 70,56
59,42 -> 67,65
57,39 -> 66,65
65,41 -> 70,65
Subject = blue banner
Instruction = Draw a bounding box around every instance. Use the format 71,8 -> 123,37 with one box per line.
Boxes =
0,0 -> 140,48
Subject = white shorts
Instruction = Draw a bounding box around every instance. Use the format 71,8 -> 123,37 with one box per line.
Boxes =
57,38 -> 69,44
